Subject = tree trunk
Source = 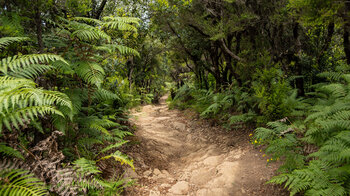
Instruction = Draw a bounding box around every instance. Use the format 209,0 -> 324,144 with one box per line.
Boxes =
93,0 -> 108,19
344,1 -> 350,64
35,2 -> 43,53
128,57 -> 134,90
293,23 -> 305,96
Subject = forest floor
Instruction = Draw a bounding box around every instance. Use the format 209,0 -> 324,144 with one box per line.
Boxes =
124,95 -> 288,196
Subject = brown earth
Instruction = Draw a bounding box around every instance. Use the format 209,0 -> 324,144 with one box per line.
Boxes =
124,95 -> 288,196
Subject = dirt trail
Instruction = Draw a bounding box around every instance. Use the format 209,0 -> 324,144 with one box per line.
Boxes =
125,96 -> 286,196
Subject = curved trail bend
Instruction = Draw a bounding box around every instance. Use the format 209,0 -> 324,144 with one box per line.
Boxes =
126,96 -> 286,196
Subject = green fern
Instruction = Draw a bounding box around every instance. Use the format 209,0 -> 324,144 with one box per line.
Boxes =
227,111 -> 256,127
102,16 -> 140,32
70,21 -> 111,42
0,54 -> 67,74
0,76 -> 72,132
73,158 -> 101,175
96,177 -> 130,196
97,150 -> 134,170
75,61 -> 105,87
79,116 -> 119,136
0,37 -> 29,50
0,169 -> 48,196
8,64 -> 54,79
93,88 -> 119,102
309,131 -> 350,164
98,140 -> 129,155
268,160 -> 349,196
0,143 -> 24,160
262,71 -> 350,195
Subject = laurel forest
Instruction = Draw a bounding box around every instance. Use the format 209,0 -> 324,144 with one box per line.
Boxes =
1,0 -> 350,195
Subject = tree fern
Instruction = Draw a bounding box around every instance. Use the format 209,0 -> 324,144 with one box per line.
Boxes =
93,88 -> 119,102
102,16 -> 140,32
0,76 -> 72,132
0,37 -> 29,50
102,16 -> 140,25
75,61 -> 105,88
115,44 -> 140,56
67,20 -> 111,42
8,64 -> 54,79
0,54 -> 67,74
0,169 -> 48,196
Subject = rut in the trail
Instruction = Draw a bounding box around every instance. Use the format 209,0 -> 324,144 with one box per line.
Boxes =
125,96 -> 287,196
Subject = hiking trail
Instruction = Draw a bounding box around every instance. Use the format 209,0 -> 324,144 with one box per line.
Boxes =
125,96 -> 286,196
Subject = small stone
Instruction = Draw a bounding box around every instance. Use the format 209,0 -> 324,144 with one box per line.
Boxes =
173,122 -> 186,131
156,173 -> 167,179
153,168 -> 162,175
167,178 -> 175,183
161,170 -> 170,176
149,190 -> 160,196
160,183 -> 171,188
203,156 -> 221,166
124,168 -> 138,179
143,170 -> 152,176
168,181 -> 189,195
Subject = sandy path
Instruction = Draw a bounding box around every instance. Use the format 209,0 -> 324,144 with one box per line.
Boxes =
125,96 -> 286,196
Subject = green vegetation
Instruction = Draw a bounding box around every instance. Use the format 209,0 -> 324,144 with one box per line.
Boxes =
1,0 -> 350,195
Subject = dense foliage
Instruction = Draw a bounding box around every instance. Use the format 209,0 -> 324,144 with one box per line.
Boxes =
159,0 -> 350,195
0,0 -> 169,195
2,0 -> 350,195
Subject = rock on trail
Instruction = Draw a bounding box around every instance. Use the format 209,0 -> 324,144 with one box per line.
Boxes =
125,96 -> 287,196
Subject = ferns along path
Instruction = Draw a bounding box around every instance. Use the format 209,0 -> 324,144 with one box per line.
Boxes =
2,0 -> 350,196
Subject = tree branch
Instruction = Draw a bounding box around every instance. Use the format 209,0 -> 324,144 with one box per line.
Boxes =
219,39 -> 243,62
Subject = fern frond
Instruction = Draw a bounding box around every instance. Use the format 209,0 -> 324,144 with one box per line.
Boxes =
78,138 -> 103,147
0,169 -> 48,196
70,21 -> 111,42
228,112 -> 255,125
103,16 -> 140,25
51,60 -> 72,73
102,16 -> 140,32
99,140 -> 128,155
309,131 -> 350,164
110,129 -> 133,140
0,143 -> 24,160
268,160 -> 347,196
97,151 -> 134,170
0,106 -> 64,131
1,54 -> 67,74
317,72 -> 344,81
75,61 -> 105,87
73,158 -> 101,175
79,116 -> 119,136
93,89 -> 119,102
71,17 -> 102,25
8,64 -> 54,79
0,37 -> 29,50
0,76 -> 72,132
114,45 -> 140,56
